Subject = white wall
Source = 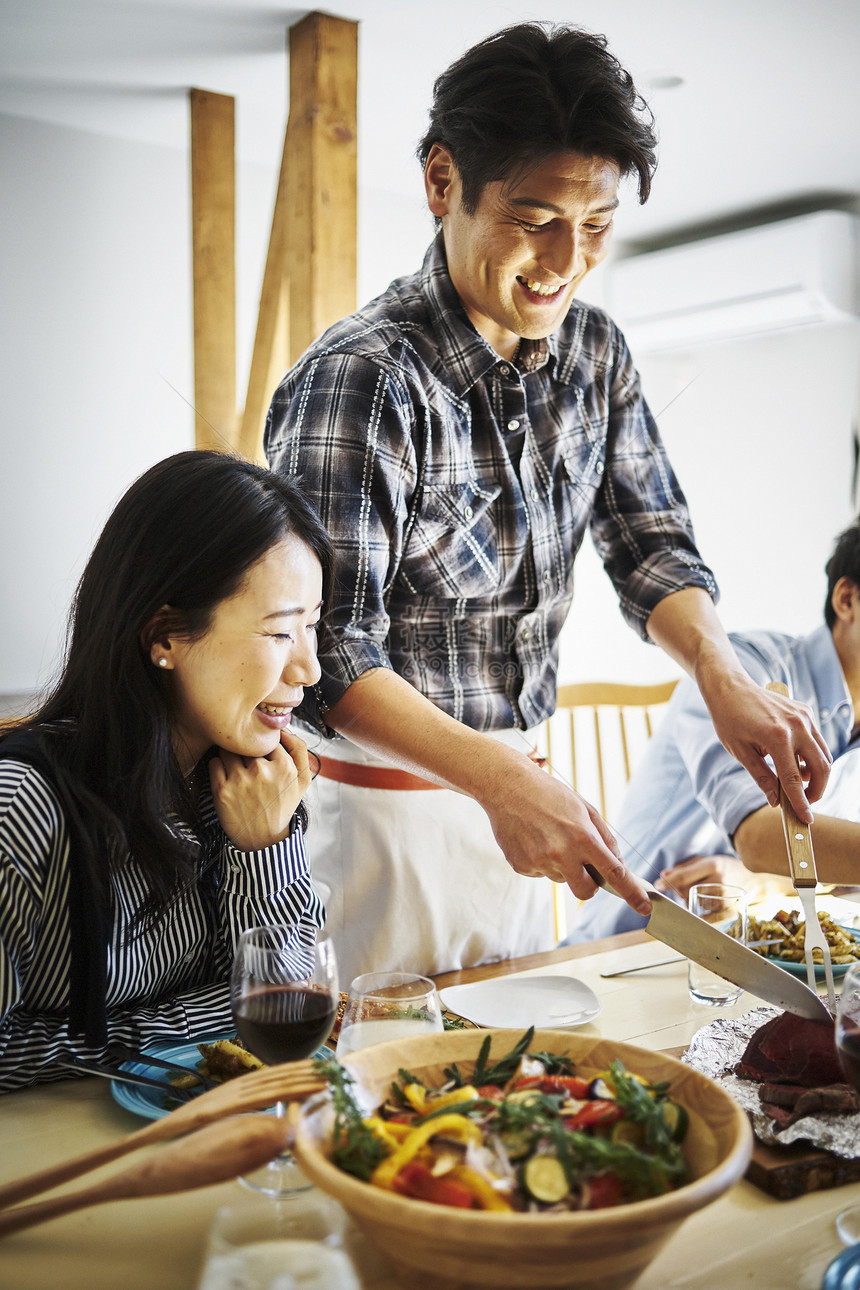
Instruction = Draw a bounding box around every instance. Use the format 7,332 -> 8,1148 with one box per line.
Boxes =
1,114 -> 191,693
559,321 -> 860,686
0,111 -> 277,698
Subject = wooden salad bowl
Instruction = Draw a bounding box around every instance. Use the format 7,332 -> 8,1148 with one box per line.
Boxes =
291,1028 -> 753,1290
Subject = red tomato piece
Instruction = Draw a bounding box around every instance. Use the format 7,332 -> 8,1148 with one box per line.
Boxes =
585,1172 -> 625,1209
536,1075 -> 591,1098
564,1100 -> 625,1130
392,1161 -> 475,1209
475,1084 -> 506,1100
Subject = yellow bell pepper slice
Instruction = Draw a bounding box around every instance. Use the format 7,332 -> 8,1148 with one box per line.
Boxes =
424,1084 -> 479,1111
449,1164 -> 514,1212
371,1113 -> 482,1190
404,1083 -> 427,1111
365,1116 -> 413,1149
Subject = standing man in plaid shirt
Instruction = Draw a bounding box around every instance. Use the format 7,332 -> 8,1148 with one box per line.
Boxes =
265,22 -> 830,983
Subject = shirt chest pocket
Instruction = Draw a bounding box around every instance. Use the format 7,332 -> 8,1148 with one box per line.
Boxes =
400,480 -> 502,598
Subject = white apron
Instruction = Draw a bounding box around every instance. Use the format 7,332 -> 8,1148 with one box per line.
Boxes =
303,729 -> 557,986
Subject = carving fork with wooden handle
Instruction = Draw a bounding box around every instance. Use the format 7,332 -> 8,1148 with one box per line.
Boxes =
766,679 -> 837,1012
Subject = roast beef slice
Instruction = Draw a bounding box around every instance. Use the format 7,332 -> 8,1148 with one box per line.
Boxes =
760,1082 -> 860,1130
736,1011 -> 842,1088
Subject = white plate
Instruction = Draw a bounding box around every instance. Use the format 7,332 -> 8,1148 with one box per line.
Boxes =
439,975 -> 601,1029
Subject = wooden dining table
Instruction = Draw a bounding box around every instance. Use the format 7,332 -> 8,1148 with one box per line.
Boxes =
0,929 -> 855,1290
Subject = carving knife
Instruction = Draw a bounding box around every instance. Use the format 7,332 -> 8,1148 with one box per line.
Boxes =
585,866 -> 831,1022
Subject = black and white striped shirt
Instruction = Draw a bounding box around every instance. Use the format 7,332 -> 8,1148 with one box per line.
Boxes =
0,759 -> 325,1091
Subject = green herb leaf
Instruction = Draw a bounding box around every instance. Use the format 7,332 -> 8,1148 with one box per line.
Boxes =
444,1028 -> 543,1088
314,1054 -> 390,1182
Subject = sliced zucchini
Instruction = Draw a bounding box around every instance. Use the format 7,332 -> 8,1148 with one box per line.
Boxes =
499,1129 -> 532,1161
609,1119 -> 645,1148
522,1153 -> 570,1204
661,1100 -> 689,1142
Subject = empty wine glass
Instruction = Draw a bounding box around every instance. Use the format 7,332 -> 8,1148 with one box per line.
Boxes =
834,963 -> 860,1246
231,928 -> 338,1197
335,971 -> 443,1056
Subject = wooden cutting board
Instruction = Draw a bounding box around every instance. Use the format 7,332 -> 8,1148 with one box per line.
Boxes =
664,1046 -> 860,1200
745,1136 -> 860,1199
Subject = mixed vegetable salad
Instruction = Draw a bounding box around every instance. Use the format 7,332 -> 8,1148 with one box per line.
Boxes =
315,1029 -> 689,1213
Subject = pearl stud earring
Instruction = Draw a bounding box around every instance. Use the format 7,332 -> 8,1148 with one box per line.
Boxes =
157,657 -> 168,668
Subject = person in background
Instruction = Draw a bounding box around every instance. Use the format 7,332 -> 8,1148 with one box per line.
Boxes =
265,22 -> 830,984
0,451 -> 331,1091
565,520 -> 860,942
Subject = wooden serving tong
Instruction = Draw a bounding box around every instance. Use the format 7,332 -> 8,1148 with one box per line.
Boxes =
0,1056 -> 326,1216
766,681 -> 836,1011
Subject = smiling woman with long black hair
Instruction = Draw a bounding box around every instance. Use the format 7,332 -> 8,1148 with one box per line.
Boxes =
0,450 -> 334,1090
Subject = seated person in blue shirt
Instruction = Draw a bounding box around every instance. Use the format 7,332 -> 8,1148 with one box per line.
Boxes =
565,519 -> 860,943
0,451 -> 332,1090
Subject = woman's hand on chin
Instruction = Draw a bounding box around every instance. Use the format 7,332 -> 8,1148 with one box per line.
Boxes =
208,728 -> 312,850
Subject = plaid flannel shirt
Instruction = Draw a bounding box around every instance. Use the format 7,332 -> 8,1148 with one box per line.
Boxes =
265,236 -> 717,734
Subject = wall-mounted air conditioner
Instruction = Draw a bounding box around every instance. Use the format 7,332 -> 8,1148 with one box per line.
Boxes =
606,210 -> 859,353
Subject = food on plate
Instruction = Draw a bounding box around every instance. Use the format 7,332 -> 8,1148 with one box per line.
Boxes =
315,1029 -> 689,1212
747,911 -> 860,964
734,1011 -> 860,1133
168,1038 -> 264,1089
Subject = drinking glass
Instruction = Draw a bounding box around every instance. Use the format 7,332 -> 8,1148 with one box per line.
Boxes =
231,928 -> 338,1196
687,883 -> 748,1006
834,963 -> 860,1245
196,1188 -> 359,1290
335,971 -> 443,1056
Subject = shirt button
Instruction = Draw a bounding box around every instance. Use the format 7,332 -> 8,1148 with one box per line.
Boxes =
522,629 -> 532,640
507,419 -> 520,431
596,461 -> 604,475
542,570 -> 551,582
530,488 -> 538,500
464,505 -> 473,520
499,364 -> 510,377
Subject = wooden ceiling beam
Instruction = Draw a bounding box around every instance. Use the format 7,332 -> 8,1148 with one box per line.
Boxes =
189,88 -> 237,453
191,11 -> 357,462
239,11 -> 358,462
284,12 -> 358,366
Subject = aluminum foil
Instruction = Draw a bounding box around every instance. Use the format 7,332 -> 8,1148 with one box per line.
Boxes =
682,1005 -> 860,1158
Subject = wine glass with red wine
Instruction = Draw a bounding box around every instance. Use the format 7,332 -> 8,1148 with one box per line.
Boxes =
835,963 -> 860,1246
230,927 -> 338,1196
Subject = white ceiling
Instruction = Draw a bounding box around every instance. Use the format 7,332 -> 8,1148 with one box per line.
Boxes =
2,0 -> 859,248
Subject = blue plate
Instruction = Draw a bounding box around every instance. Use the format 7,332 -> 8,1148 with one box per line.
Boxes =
110,1034 -> 231,1120
764,925 -> 858,981
110,1036 -> 331,1121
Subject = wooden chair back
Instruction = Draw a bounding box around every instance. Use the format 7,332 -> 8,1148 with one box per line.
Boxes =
546,680 -> 679,820
542,679 -> 678,939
